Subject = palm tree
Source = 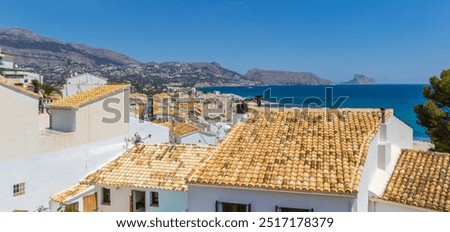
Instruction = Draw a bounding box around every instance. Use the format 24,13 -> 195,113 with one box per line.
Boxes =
40,84 -> 56,98
31,79 -> 40,93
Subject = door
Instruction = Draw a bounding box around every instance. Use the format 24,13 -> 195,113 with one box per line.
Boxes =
131,190 -> 146,212
83,193 -> 98,212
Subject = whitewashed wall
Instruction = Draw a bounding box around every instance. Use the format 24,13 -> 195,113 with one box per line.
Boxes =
0,85 -> 165,211
356,115 -> 413,212
50,109 -> 77,132
38,114 -> 50,131
210,122 -> 231,141
180,132 -> 216,145
355,131 -> 380,212
0,84 -> 40,162
188,185 -> 356,212
63,74 -> 107,97
0,136 -> 129,212
0,58 -> 14,69
46,89 -> 130,153
2,71 -> 42,84
369,199 -> 432,212
128,117 -> 169,144
0,114 -> 168,212
96,185 -> 188,212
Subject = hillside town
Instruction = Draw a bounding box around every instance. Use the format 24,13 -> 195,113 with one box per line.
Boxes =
1,50 -> 449,213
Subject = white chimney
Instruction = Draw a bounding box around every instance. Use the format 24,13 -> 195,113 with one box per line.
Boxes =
378,143 -> 392,170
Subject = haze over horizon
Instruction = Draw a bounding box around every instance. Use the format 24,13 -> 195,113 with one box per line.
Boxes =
1,0 -> 449,84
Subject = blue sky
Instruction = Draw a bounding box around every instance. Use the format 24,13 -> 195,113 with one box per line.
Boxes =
1,0 -> 449,83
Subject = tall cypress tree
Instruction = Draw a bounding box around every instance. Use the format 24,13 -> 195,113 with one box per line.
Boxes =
414,69 -> 450,152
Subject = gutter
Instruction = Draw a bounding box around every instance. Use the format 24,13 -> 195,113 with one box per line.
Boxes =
188,183 -> 357,198
369,197 -> 435,212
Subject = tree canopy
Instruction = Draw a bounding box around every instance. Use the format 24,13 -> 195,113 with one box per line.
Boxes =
414,69 -> 450,152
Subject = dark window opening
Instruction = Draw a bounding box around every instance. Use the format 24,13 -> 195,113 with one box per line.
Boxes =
13,183 -> 25,197
275,205 -> 313,212
65,202 -> 79,212
150,192 -> 159,207
101,187 -> 111,205
216,201 -> 251,212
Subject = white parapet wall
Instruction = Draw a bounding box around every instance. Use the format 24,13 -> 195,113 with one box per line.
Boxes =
0,83 -> 40,162
63,73 -> 107,97
0,136 -> 129,212
128,117 -> 170,144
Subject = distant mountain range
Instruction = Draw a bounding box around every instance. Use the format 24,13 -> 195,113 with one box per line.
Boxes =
0,28 -> 371,93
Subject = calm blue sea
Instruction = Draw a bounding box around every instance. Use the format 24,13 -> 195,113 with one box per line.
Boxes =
199,85 -> 428,140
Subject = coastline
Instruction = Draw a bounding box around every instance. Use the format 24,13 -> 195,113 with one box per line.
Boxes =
197,83 -> 428,89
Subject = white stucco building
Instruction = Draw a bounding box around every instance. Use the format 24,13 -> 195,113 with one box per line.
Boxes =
62,73 -> 107,97
0,79 -> 42,162
159,122 -> 217,145
1,70 -> 43,86
0,50 -> 14,69
0,82 -> 170,212
187,108 -> 413,212
51,144 -> 214,212
0,51 -> 43,86
178,130 -> 217,145
370,149 -> 450,212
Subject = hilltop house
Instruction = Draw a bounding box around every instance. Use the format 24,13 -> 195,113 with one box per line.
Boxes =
56,144 -> 214,212
0,49 -> 14,69
0,51 -> 43,86
62,73 -> 107,97
370,149 -> 450,212
187,108 -> 413,212
1,70 -> 43,87
0,82 -> 169,211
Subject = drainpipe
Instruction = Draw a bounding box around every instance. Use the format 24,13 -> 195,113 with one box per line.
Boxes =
380,108 -> 386,123
46,106 -> 52,129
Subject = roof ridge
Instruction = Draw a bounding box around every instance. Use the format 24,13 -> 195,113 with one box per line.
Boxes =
187,110 -> 389,195
81,143 -> 215,191
48,84 -> 128,110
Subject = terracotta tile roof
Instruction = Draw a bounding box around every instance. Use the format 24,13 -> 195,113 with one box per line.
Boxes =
188,108 -> 390,195
130,92 -> 148,104
81,144 -> 214,191
153,92 -> 172,99
50,184 -> 91,203
382,149 -> 450,212
159,122 -> 200,137
48,84 -> 128,110
0,77 -> 41,99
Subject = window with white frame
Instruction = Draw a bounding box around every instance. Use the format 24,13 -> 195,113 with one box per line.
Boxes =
13,183 -> 25,197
